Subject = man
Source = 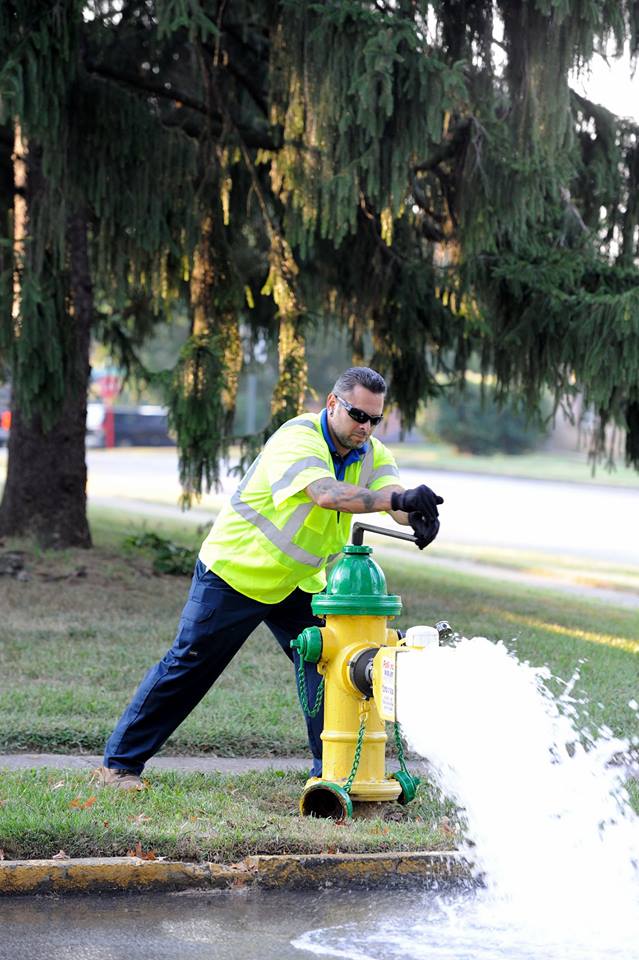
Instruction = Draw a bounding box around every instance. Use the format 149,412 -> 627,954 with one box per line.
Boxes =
97,366 -> 443,789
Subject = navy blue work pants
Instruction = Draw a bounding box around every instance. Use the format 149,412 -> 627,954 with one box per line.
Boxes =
103,560 -> 324,776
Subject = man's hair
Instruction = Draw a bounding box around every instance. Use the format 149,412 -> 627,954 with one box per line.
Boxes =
332,367 -> 386,396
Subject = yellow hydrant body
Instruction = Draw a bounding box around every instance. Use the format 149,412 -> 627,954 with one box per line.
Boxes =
292,543 -> 419,818
316,616 -> 402,802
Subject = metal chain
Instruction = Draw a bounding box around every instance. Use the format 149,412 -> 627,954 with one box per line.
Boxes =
296,656 -> 325,718
394,721 -> 411,775
344,710 -> 368,794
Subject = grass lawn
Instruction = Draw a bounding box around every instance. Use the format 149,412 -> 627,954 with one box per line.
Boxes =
0,768 -> 456,861
1,506 -> 638,860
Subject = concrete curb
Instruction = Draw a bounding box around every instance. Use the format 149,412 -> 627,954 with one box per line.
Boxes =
0,851 -> 471,896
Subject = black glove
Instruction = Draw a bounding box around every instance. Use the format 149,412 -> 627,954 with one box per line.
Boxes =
409,512 -> 440,550
391,484 -> 444,521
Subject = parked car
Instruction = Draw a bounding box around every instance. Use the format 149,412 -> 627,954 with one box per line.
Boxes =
86,404 -> 175,448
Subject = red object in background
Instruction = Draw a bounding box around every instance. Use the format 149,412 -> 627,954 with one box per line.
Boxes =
95,373 -> 120,448
0,410 -> 10,431
103,407 -> 115,448
97,374 -> 121,401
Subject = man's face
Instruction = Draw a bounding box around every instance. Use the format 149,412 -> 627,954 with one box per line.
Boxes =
326,385 -> 385,452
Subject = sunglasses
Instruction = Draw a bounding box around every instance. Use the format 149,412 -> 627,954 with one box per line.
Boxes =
335,394 -> 384,427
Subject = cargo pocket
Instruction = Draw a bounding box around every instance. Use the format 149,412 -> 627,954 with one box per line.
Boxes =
172,588 -> 218,662
180,582 -> 218,622
180,597 -> 217,623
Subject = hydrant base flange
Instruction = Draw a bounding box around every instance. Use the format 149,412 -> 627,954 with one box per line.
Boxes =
303,776 -> 402,804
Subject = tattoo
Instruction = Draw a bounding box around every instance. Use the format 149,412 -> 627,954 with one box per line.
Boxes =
306,477 -> 385,513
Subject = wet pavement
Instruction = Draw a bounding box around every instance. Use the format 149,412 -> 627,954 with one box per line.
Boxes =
0,886 -> 391,960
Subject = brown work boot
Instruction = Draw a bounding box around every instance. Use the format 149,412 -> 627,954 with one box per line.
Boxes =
93,765 -> 145,791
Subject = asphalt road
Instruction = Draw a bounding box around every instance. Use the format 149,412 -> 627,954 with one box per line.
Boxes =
83,449 -> 639,567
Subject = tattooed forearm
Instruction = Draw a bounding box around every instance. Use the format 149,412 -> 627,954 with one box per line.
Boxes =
306,478 -> 397,514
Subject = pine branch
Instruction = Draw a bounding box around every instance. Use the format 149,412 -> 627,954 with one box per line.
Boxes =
359,196 -> 408,263
412,119 -> 470,173
83,58 -> 280,150
201,39 -> 268,117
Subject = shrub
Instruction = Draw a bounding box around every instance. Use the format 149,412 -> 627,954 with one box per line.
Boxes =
433,382 -> 547,455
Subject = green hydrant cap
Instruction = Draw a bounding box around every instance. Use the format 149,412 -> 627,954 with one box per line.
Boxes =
391,770 -> 421,805
312,544 -> 402,616
291,625 -> 323,663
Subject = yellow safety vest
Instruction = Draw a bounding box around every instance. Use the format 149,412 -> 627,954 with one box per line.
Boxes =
199,413 -> 400,603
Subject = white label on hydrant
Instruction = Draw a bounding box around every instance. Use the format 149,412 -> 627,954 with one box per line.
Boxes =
380,652 -> 397,722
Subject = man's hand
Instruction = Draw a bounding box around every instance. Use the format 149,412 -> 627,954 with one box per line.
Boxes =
390,484 -> 444,521
409,512 -> 440,550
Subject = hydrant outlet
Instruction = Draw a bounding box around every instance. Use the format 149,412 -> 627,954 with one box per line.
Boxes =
348,647 -> 377,699
300,781 -> 353,821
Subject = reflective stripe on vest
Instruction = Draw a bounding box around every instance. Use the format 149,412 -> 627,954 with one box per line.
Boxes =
231,445 -> 321,566
230,487 -> 323,568
369,462 -> 400,483
279,417 -> 317,432
270,456 -> 328,498
358,445 -> 375,487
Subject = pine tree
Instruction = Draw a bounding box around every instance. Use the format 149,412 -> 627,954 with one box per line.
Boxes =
1,1 -> 638,547
0,1 -> 199,543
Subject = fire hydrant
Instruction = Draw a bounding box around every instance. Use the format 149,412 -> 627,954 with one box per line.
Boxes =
292,525 -> 450,820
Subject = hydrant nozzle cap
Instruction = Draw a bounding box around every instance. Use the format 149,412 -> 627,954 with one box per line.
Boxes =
291,625 -> 323,663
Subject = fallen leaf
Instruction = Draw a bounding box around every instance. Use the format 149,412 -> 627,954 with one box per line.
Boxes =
52,850 -> 70,860
69,795 -> 97,810
51,780 -> 65,791
127,840 -> 156,861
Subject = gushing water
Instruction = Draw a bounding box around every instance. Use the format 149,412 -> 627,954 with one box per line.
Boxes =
295,637 -> 639,959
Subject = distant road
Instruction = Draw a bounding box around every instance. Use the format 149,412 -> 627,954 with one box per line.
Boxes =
76,449 -> 639,567
413,469 -> 639,566
1,446 -> 636,566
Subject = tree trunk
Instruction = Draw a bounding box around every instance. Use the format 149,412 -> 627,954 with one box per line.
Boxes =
0,203 -> 93,548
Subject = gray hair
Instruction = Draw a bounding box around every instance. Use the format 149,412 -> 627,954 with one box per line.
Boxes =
332,367 -> 386,396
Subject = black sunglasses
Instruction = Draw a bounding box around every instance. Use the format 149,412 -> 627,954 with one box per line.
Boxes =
335,394 -> 384,427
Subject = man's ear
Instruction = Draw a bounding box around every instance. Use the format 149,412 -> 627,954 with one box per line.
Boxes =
326,392 -> 337,415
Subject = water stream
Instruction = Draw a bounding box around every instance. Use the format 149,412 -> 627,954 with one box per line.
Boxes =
295,637 -> 639,959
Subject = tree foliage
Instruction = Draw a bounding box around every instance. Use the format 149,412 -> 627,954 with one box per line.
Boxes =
1,0 -> 639,542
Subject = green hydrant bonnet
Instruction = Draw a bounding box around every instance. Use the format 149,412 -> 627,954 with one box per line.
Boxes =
312,544 -> 402,616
